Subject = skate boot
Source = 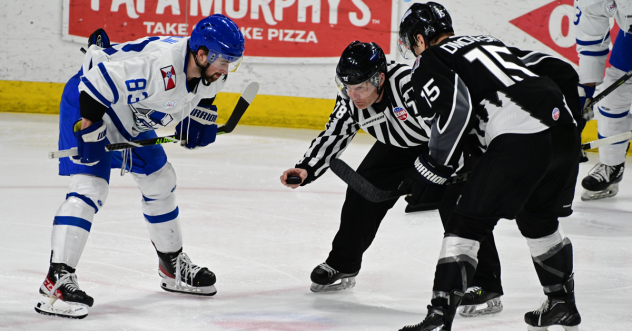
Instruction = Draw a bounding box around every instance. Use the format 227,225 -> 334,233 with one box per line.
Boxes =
309,263 -> 359,293
458,286 -> 503,317
399,290 -> 463,331
581,162 -> 624,201
524,274 -> 581,331
34,263 -> 93,319
157,249 -> 217,296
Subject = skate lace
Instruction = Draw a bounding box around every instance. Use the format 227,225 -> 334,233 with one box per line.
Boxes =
589,163 -> 612,182
51,271 -> 81,294
318,263 -> 338,277
464,286 -> 482,299
175,252 -> 202,289
532,298 -> 551,316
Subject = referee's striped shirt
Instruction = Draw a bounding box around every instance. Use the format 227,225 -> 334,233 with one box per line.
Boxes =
296,62 -> 431,184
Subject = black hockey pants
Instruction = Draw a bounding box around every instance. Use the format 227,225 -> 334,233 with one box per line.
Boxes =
325,141 -> 503,294
433,125 -> 580,294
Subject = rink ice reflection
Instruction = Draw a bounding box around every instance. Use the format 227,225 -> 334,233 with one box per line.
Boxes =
0,113 -> 631,330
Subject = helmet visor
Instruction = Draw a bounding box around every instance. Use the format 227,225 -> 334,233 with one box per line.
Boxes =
398,36 -> 414,60
335,72 -> 380,101
208,50 -> 244,73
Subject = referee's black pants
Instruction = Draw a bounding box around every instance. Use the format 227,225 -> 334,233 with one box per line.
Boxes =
325,141 -> 503,294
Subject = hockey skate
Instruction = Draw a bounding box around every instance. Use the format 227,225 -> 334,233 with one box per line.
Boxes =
458,286 -> 503,317
157,249 -> 217,296
34,263 -> 94,319
310,263 -> 359,293
524,274 -> 581,331
399,290 -> 463,331
581,162 -> 624,201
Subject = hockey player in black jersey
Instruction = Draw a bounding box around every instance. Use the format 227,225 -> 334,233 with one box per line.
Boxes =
396,2 -> 582,331
279,41 -> 504,311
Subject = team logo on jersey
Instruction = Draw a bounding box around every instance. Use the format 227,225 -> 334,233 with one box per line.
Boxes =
163,100 -> 179,108
412,57 -> 421,72
607,1 -> 616,12
552,107 -> 560,121
394,107 -> 408,121
160,65 -> 176,91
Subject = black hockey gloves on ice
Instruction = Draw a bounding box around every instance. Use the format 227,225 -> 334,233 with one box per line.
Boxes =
175,104 -> 218,149
401,155 -> 451,210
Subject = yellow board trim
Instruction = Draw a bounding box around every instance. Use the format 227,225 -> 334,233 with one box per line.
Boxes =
1,80 -> 630,155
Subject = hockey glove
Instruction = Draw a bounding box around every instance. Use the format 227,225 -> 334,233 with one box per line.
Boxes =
71,120 -> 107,166
578,84 -> 595,110
175,104 -> 218,149
401,156 -> 451,208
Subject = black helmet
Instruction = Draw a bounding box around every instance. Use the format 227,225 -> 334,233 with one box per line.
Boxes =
335,41 -> 386,99
398,2 -> 453,59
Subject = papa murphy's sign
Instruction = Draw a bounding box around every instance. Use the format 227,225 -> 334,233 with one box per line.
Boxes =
63,0 -> 394,58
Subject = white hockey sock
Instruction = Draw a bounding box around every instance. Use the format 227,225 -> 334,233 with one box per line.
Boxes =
132,163 -> 183,253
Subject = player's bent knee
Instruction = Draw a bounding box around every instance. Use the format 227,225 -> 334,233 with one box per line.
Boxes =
67,174 -> 109,212
134,162 -> 177,201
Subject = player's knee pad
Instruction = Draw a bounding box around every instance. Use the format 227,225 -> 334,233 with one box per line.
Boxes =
133,162 -> 177,201
52,174 -> 109,268
525,226 -> 573,291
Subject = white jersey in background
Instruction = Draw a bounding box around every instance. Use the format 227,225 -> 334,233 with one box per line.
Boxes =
575,0 -> 632,83
78,36 -> 226,143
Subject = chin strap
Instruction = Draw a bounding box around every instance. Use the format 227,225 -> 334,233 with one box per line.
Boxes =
191,50 -> 212,86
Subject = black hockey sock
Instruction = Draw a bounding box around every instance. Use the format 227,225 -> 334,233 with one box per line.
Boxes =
531,239 -> 574,297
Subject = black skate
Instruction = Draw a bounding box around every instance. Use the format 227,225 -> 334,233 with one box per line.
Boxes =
399,290 -> 463,331
524,274 -> 581,331
157,249 -> 217,296
458,286 -> 503,317
34,263 -> 93,319
581,162 -> 624,201
310,263 -> 358,293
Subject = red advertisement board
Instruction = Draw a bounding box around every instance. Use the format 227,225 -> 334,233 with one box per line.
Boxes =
64,0 -> 393,58
510,0 -> 619,66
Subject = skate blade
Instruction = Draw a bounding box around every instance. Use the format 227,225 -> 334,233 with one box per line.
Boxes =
161,278 -> 217,296
459,298 -> 503,317
581,184 -> 619,201
34,300 -> 88,319
310,277 -> 356,293
527,325 -> 579,331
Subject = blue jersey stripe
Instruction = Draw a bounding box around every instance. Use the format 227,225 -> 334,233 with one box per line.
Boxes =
80,77 -> 111,107
580,50 -> 609,56
98,63 -> 119,104
105,107 -> 133,140
66,193 -> 99,213
598,106 -> 629,118
144,207 -> 179,224
53,216 -> 92,232
576,32 -> 610,46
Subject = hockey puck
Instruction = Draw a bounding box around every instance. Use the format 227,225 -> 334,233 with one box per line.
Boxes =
286,176 -> 302,185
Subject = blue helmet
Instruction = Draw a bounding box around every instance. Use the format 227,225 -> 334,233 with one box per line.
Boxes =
189,14 -> 245,72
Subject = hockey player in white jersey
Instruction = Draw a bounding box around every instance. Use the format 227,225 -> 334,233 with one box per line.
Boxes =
576,0 -> 632,200
35,15 -> 245,319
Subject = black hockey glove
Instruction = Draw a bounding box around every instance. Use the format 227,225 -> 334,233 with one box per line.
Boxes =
88,28 -> 111,49
401,155 -> 451,209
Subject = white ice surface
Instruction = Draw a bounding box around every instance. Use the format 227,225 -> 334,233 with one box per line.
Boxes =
0,113 -> 631,330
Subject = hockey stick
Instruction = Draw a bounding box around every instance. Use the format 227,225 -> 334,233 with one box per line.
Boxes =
581,131 -> 632,150
49,82 -> 259,159
583,69 -> 632,120
329,158 -> 469,203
